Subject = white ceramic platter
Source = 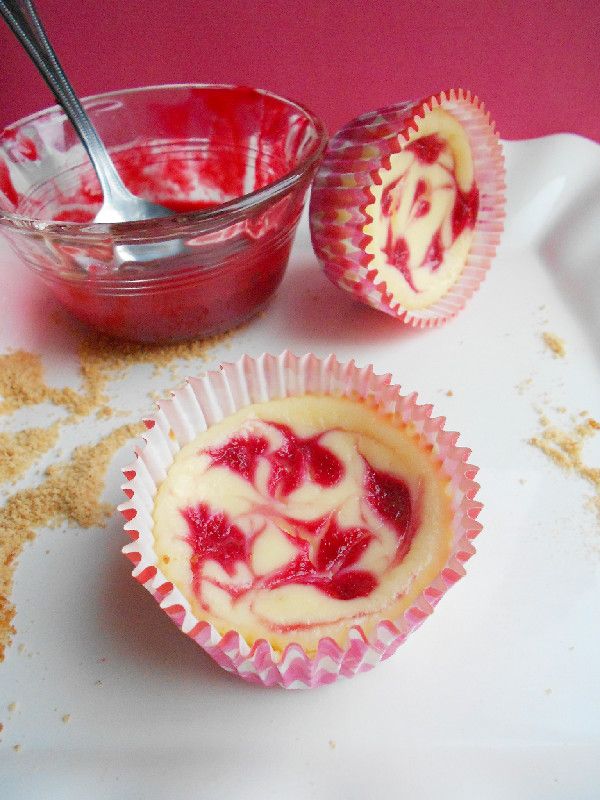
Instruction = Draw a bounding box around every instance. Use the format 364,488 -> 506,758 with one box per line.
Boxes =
1,136 -> 599,799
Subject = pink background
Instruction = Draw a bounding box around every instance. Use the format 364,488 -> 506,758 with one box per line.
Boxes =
0,0 -> 598,142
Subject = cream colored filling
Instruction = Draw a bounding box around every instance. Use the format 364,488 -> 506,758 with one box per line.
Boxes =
152,395 -> 453,652
363,108 -> 476,309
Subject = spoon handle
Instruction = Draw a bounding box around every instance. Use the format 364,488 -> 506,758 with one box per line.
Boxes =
0,0 -> 131,207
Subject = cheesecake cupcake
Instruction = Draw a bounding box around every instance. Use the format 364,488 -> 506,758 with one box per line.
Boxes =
120,353 -> 482,688
310,89 -> 506,326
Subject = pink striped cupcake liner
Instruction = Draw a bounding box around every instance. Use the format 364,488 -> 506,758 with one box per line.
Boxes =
309,88 -> 506,327
118,352 -> 483,689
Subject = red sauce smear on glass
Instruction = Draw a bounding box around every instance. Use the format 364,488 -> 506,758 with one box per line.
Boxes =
1,87 -> 319,342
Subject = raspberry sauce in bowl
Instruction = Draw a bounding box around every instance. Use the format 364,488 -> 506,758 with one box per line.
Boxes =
0,85 -> 327,342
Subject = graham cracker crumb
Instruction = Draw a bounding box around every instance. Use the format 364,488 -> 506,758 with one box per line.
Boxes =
0,422 -> 61,484
328,739 -> 336,749
1,325 -> 238,420
0,423 -> 142,661
13,743 -> 20,752
542,332 -> 566,358
516,378 -> 532,395
62,713 -> 71,724
446,390 -> 453,397
7,702 -> 17,713
0,322 -> 242,661
529,412 -> 600,522
0,350 -> 104,416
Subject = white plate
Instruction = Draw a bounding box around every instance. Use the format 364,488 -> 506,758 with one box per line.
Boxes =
1,135 -> 599,799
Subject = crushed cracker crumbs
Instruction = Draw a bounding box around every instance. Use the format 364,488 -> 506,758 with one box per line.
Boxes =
516,378 -> 533,395
328,740 -> 336,749
0,424 -> 142,660
542,332 -> 566,358
0,323 -> 241,661
62,713 -> 71,724
0,422 -> 61,484
529,415 -> 600,522
1,327 -> 239,420
13,743 -> 20,752
0,350 -> 103,417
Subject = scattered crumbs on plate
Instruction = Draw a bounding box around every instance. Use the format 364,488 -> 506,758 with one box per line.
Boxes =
1,322 -> 243,421
0,349 -> 106,417
0,320 -> 245,663
13,743 -> 21,753
542,332 -> 566,358
529,413 -> 600,526
446,390 -> 453,397
515,377 -> 532,395
0,423 -> 142,662
0,422 -> 61,484
61,713 -> 71,724
7,702 -> 17,714
328,739 -> 336,750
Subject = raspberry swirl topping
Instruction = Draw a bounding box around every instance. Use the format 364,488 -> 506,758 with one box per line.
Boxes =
152,396 -> 453,650
364,108 -> 479,309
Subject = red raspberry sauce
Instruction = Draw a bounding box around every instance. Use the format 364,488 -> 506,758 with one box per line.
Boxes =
406,133 -> 446,164
0,87 -> 316,342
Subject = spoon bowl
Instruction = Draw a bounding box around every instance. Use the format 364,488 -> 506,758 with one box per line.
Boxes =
0,84 -> 327,341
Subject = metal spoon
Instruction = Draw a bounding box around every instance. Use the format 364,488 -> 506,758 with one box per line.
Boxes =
0,0 -> 187,265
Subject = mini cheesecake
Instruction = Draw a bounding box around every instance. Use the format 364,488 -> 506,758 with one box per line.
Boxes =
310,89 -> 505,325
152,394 -> 454,652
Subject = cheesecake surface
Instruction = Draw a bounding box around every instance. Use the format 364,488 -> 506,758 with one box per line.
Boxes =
363,107 -> 479,309
152,395 -> 454,651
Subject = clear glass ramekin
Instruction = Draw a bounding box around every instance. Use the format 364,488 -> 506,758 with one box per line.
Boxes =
0,84 -> 327,342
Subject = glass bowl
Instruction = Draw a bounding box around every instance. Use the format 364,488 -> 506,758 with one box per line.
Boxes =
0,84 -> 327,342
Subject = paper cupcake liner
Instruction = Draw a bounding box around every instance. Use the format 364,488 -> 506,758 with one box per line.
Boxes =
119,352 -> 483,688
309,88 -> 506,327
